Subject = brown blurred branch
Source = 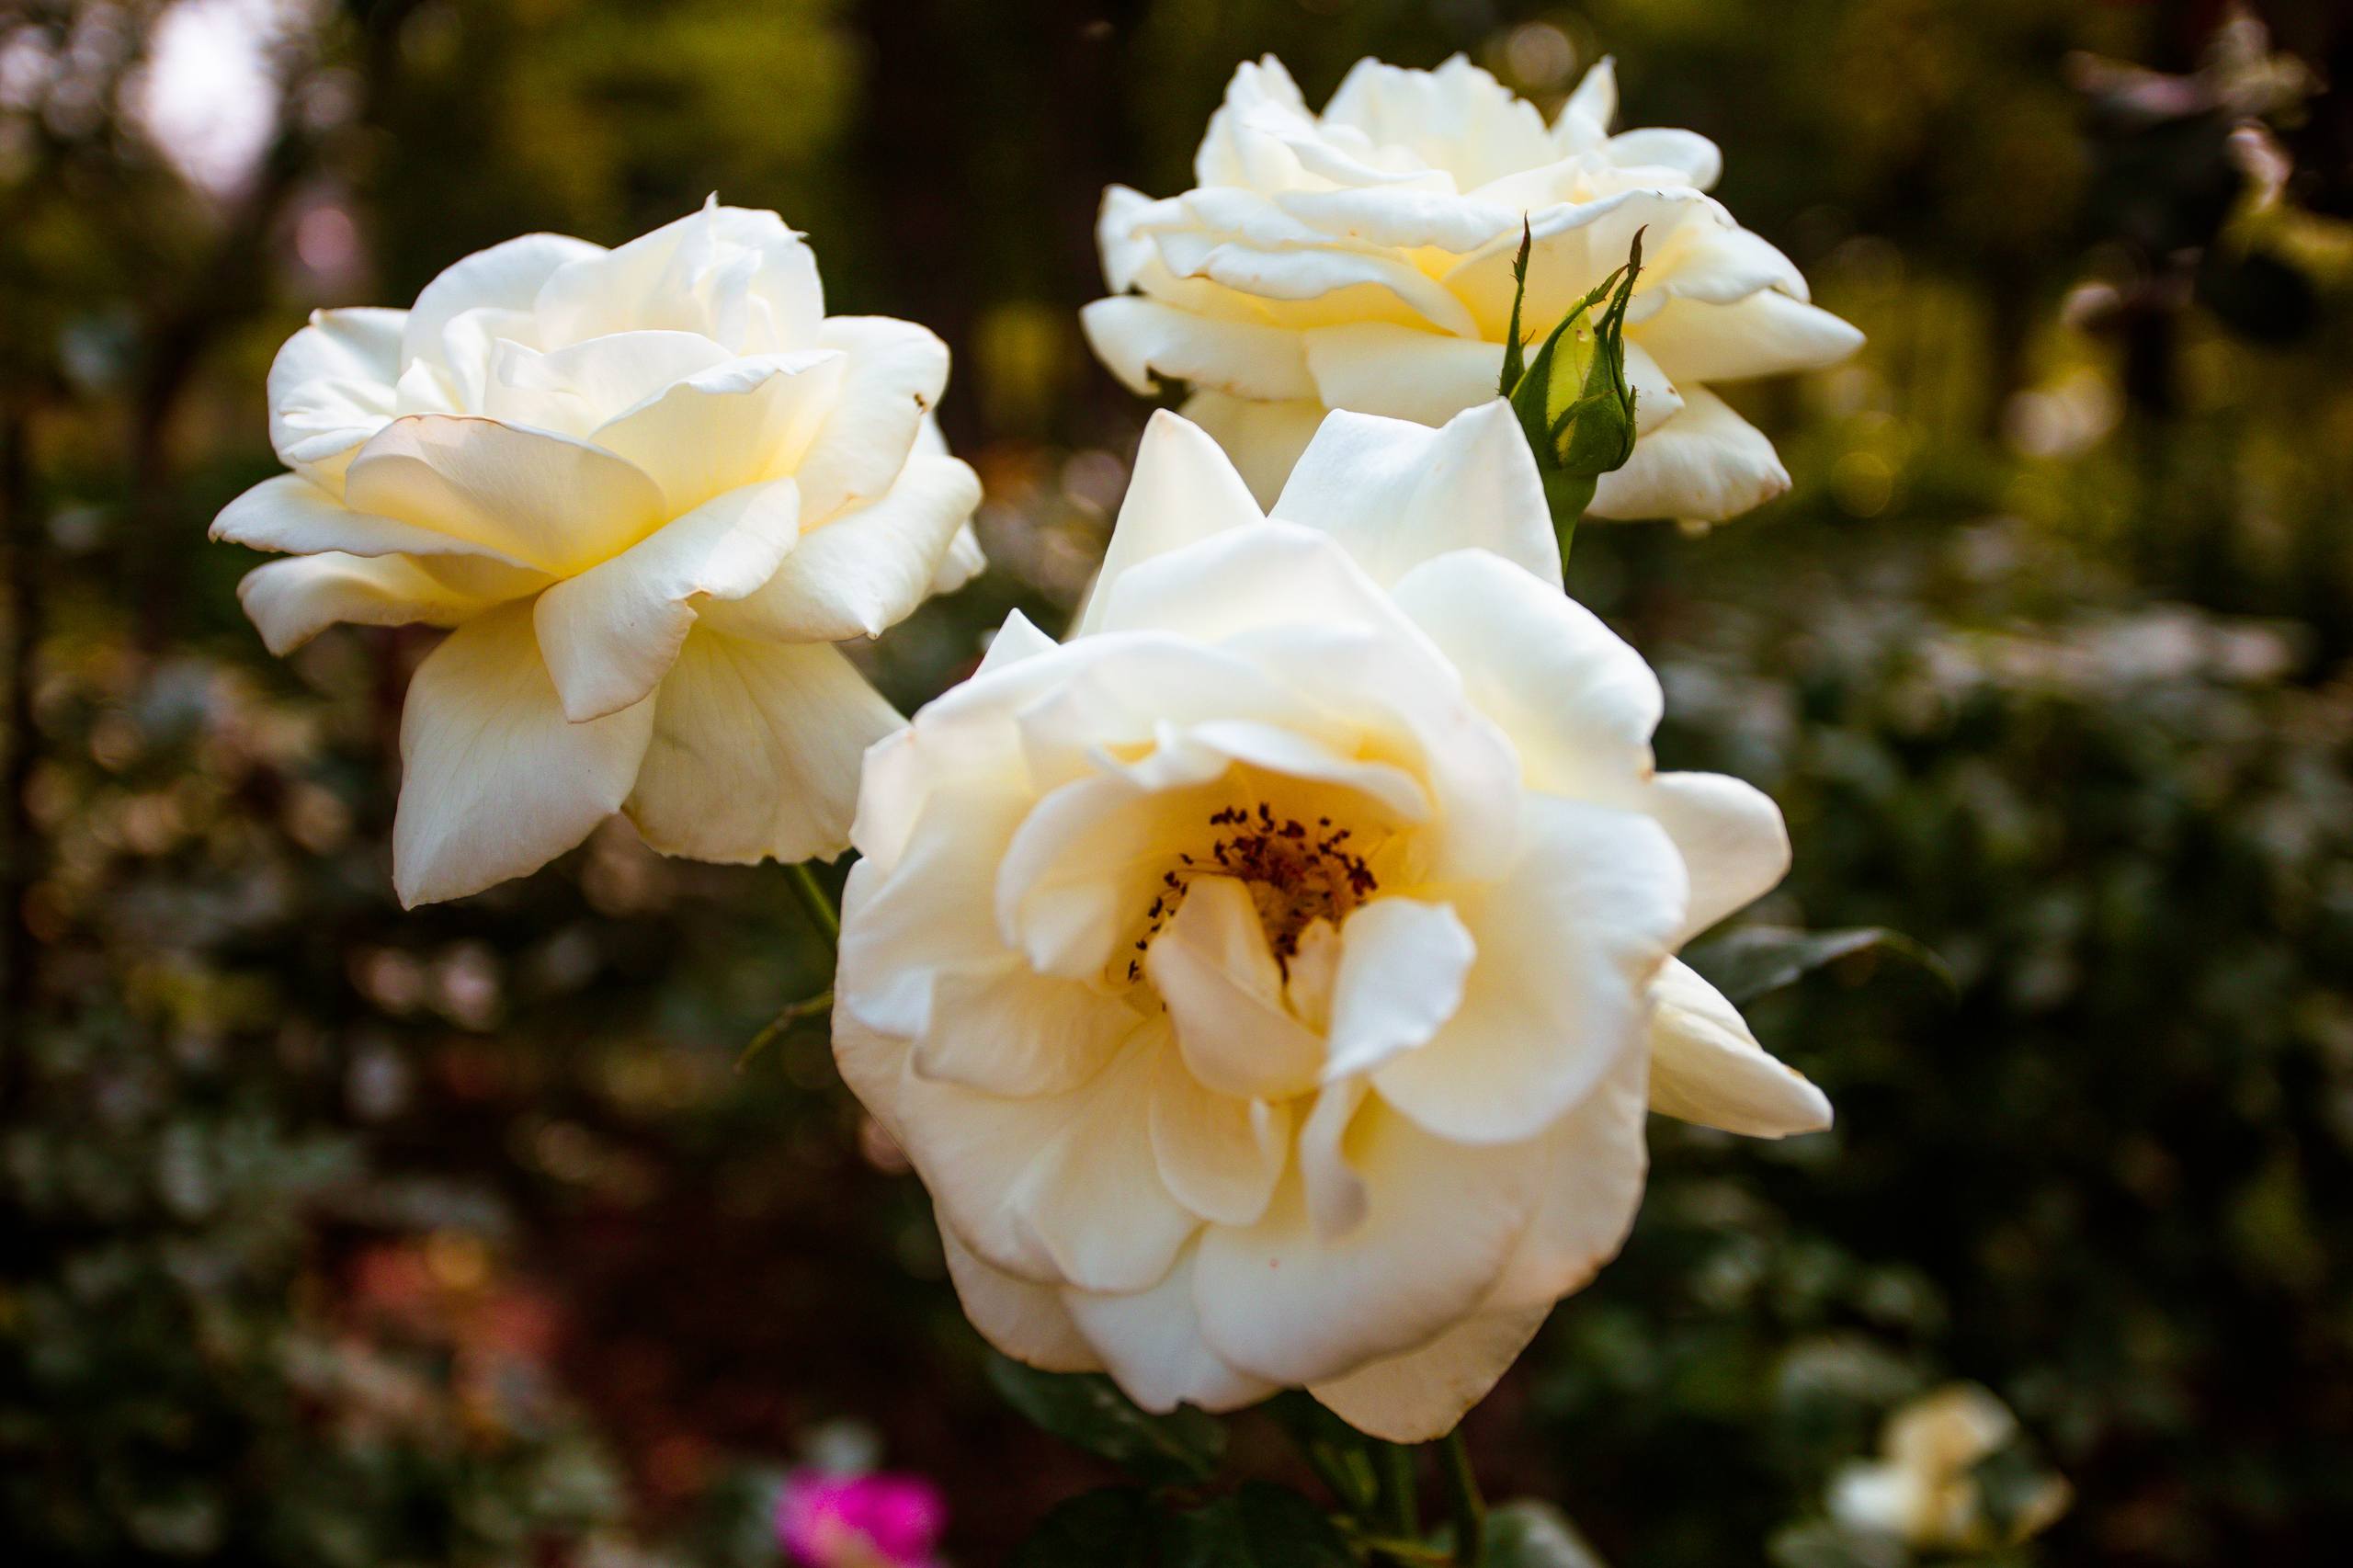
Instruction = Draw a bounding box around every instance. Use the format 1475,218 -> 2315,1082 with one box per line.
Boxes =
130,62 -> 320,648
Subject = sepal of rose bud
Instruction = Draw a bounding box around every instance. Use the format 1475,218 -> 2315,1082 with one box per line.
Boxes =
1500,225 -> 1644,545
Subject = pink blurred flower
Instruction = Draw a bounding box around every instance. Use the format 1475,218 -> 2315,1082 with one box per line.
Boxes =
777,1471 -> 947,1568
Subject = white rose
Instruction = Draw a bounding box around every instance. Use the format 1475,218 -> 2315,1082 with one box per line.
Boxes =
1084,54 -> 1862,521
832,402 -> 1831,1441
1830,1384 -> 2071,1550
212,199 -> 983,906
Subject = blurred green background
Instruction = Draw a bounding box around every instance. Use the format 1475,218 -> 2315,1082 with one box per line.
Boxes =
4,0 -> 2351,1563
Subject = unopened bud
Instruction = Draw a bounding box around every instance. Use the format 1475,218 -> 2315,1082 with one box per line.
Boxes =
1496,225 -> 1644,549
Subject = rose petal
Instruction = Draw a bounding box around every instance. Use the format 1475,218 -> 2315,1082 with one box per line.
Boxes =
1072,409 -> 1266,637
699,454 -> 980,644
392,601 -> 655,907
621,627 -> 901,867
235,551 -> 518,656
1147,1045 -> 1290,1228
790,316 -> 949,523
1389,548 -> 1661,800
1647,958 -> 1832,1137
1632,290 -> 1863,384
1081,295 -> 1313,401
1193,1096 -> 1546,1385
267,306 -> 405,487
938,1220 -> 1099,1373
1062,1241 -> 1279,1414
1145,876 -> 1327,1101
344,415 -> 667,575
1587,385 -> 1790,522
1643,769 -> 1790,941
211,472 -> 536,567
1308,1305 -> 1551,1443
1176,390 -> 1325,508
531,477 -> 801,722
1372,795 -> 1683,1145
1322,897 -> 1477,1080
1271,401 -> 1559,588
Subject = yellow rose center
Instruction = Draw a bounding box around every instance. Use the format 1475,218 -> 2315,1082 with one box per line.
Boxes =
1126,799 -> 1381,983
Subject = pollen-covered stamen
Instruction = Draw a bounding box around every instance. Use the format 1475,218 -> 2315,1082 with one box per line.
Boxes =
1126,801 -> 1379,982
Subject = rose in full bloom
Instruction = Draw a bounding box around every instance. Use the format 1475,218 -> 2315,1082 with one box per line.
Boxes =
777,1470 -> 946,1568
1084,54 -> 1862,520
212,199 -> 983,905
832,401 -> 1831,1440
1830,1385 -> 2071,1551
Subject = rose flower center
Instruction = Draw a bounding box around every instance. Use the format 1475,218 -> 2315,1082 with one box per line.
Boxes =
1126,800 -> 1381,983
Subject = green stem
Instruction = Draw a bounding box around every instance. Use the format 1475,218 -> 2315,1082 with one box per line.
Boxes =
788,859 -> 840,949
1352,1537 -> 1451,1567
1439,1430 -> 1484,1566
1378,1443 -> 1420,1541
736,988 -> 833,1073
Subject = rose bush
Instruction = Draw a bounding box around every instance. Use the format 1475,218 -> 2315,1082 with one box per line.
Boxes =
830,401 -> 1831,1442
1084,55 -> 1861,520
212,199 -> 983,905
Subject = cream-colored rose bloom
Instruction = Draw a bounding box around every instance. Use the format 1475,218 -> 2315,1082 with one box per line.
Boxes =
1831,1384 -> 2072,1550
213,200 -> 983,906
832,402 -> 1831,1441
1084,54 -> 1862,520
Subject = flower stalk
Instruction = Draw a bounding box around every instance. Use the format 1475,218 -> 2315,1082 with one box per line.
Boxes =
1377,1442 -> 1421,1541
789,859 -> 841,950
1439,1429 -> 1484,1566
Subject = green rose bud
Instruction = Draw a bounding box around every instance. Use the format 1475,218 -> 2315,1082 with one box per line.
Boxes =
1497,223 -> 1644,554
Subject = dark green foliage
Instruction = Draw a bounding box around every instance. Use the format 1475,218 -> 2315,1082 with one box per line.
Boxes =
986,1356 -> 1225,1487
1007,1488 -> 1160,1568
1682,926 -> 1953,1006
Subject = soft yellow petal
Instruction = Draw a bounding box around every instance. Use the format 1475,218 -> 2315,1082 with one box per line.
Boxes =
211,472 -> 529,566
1647,959 -> 1831,1137
910,959 -> 1139,1099
939,1219 -> 1100,1373
791,316 -> 949,522
236,552 -> 517,656
587,348 -> 845,514
1308,1305 -> 1550,1443
1587,385 -> 1790,522
1081,296 -> 1313,401
1270,401 -> 1559,589
1388,548 -> 1661,801
1145,876 -> 1328,1101
698,455 -> 980,643
1644,770 -> 1790,941
532,478 -> 801,722
1373,795 -> 1683,1145
1193,1096 -> 1545,1385
1323,896 -> 1476,1080
266,306 -> 404,487
1147,1045 -> 1290,1229
392,602 -> 655,907
1175,390 -> 1325,509
1072,408 -> 1266,638
344,415 -> 667,575
1063,1241 -> 1279,1414
622,629 -> 900,866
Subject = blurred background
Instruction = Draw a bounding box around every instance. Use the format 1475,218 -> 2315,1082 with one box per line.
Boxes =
4,0 -> 2351,1563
